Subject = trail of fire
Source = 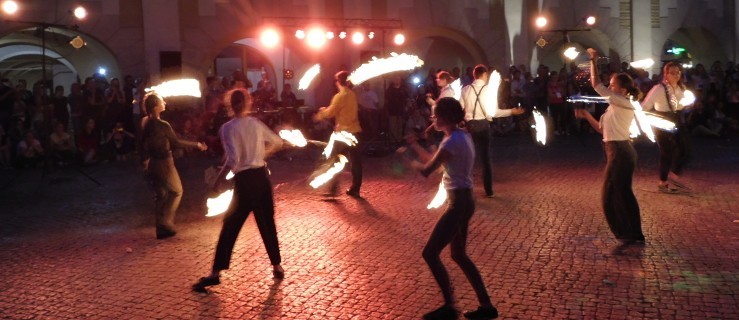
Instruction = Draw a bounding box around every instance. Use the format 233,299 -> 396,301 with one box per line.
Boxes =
427,181 -> 447,209
531,109 -> 547,145
278,129 -> 308,147
323,131 -> 357,158
206,189 -> 233,217
145,79 -> 201,98
298,64 -> 320,90
347,53 -> 424,85
309,155 -> 348,188
630,99 -> 656,142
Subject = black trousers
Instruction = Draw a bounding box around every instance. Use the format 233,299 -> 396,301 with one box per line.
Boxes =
602,141 -> 644,241
655,128 -> 688,181
212,167 -> 281,271
423,189 -> 491,306
469,121 -> 493,196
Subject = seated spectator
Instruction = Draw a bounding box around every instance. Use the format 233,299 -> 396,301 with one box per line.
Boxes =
17,131 -> 43,168
77,118 -> 100,164
105,121 -> 134,161
49,122 -> 75,165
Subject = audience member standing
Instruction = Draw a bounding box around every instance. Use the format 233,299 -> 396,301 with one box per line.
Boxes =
385,76 -> 408,141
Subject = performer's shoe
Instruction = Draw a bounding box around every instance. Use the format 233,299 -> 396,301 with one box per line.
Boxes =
423,305 -> 458,320
156,230 -> 177,240
658,184 -> 679,194
463,306 -> 499,319
272,265 -> 285,279
345,189 -> 362,199
192,276 -> 220,292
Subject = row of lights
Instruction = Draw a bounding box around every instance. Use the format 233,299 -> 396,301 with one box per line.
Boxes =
260,28 -> 405,49
2,0 -> 87,19
535,15 -> 597,28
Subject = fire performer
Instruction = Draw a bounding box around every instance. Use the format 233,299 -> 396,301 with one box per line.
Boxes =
641,61 -> 691,193
574,48 -> 645,245
460,65 -> 524,198
313,71 -> 363,198
407,97 -> 498,320
140,93 -> 207,239
193,88 -> 285,292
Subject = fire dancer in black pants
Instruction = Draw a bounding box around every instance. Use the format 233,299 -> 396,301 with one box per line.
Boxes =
193,88 -> 284,292
408,97 -> 498,320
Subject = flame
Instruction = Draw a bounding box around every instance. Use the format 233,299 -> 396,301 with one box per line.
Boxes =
483,70 -> 502,116
145,79 -> 201,98
347,53 -> 424,85
279,129 -> 308,147
567,95 -> 608,104
427,181 -> 447,209
645,113 -> 677,132
450,78 -> 462,101
630,58 -> 655,69
206,189 -> 233,217
563,47 -> 580,61
630,99 -> 656,142
225,171 -> 234,180
531,109 -> 547,145
309,155 -> 348,188
679,90 -> 696,106
298,64 -> 321,90
323,131 -> 358,158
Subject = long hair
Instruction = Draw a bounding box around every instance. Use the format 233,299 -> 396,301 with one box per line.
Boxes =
612,73 -> 641,101
144,92 -> 162,115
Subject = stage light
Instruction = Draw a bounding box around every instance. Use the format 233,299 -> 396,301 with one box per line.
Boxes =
260,29 -> 280,48
368,32 -> 375,39
412,76 -> 420,84
563,47 -> 579,60
295,29 -> 305,39
307,28 -> 326,48
97,67 -> 107,76
351,31 -> 364,44
339,31 -> 347,39
2,0 -> 18,15
326,31 -> 334,39
393,33 -> 405,45
73,6 -> 87,20
535,16 -> 547,28
585,16 -> 596,25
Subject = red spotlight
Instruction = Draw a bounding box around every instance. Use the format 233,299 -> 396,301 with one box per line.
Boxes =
260,28 -> 280,48
393,33 -> 405,46
73,6 -> 87,20
368,32 -> 375,40
295,29 -> 305,39
351,31 -> 364,44
326,31 -> 335,40
339,31 -> 347,39
306,28 -> 326,48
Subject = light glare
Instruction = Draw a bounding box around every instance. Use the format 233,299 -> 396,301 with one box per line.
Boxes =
2,0 -> 18,14
73,6 -> 87,20
260,29 -> 280,48
586,16 -> 596,25
393,33 -> 405,45
306,28 -> 326,48
295,29 -> 305,39
536,16 -> 547,28
351,32 -> 364,44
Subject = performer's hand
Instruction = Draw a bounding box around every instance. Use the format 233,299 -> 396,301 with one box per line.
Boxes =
511,107 -> 525,115
141,159 -> 149,172
587,48 -> 598,60
197,142 -> 208,151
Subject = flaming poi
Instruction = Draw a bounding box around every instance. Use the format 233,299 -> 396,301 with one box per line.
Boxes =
630,99 -> 656,142
483,70 -> 502,116
451,78 -> 462,101
531,109 -> 547,145
427,181 -> 448,209
206,189 -> 233,217
309,155 -> 349,188
145,79 -> 201,98
323,131 -> 358,159
298,64 -> 321,90
279,129 -> 308,147
679,90 -> 696,106
347,52 -> 424,85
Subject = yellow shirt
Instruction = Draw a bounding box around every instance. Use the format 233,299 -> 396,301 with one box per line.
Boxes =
316,87 -> 362,134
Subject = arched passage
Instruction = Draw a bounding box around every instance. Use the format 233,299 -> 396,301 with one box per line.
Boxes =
405,26 -> 487,71
0,26 -> 120,91
661,27 -> 726,65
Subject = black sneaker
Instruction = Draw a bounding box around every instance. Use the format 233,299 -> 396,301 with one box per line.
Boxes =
423,305 -> 458,320
463,306 -> 498,319
192,276 -> 220,292
345,189 -> 362,199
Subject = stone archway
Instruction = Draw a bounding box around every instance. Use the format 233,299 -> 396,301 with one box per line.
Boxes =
405,26 -> 488,69
0,26 -> 120,90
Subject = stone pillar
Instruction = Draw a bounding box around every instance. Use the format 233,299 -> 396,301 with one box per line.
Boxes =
141,0 -> 181,82
630,0 -> 652,64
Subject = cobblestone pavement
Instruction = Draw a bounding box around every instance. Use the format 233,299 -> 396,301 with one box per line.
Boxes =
1,133 -> 737,319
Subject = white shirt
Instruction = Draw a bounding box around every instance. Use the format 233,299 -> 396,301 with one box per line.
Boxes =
594,83 -> 635,142
641,82 -> 686,112
439,129 -> 474,190
460,79 -> 513,121
220,116 -> 283,174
